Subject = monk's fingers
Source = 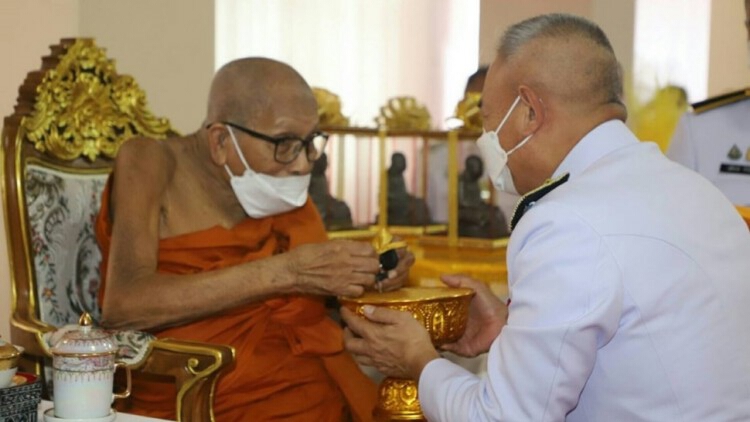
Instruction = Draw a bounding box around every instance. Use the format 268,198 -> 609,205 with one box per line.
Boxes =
348,256 -> 380,274
337,240 -> 377,258
380,250 -> 415,291
349,272 -> 376,288
376,277 -> 402,292
395,246 -> 413,263
389,250 -> 413,278
341,284 -> 365,298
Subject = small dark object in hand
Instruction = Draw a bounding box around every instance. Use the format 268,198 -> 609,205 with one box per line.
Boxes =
376,249 -> 399,281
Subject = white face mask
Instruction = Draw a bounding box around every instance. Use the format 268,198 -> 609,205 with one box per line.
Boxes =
224,126 -> 311,218
476,96 -> 533,195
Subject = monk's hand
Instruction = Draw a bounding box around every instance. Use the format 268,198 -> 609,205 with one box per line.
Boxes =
373,245 -> 415,293
440,274 -> 508,357
289,239 -> 379,297
341,306 -> 438,380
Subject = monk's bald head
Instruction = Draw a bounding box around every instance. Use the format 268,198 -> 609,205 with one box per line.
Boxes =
205,58 -> 317,126
497,14 -> 623,112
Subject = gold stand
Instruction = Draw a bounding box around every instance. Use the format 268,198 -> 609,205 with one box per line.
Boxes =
374,378 -> 424,421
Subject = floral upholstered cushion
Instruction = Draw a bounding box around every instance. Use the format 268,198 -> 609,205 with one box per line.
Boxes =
25,165 -> 155,366
26,165 -> 107,326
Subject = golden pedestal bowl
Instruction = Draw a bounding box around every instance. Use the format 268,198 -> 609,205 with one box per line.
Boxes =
340,286 -> 474,421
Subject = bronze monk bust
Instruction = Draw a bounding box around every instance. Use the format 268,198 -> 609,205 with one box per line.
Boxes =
385,152 -> 432,226
308,153 -> 354,230
458,155 -> 509,238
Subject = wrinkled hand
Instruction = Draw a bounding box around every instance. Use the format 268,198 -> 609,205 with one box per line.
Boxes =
342,306 -> 439,380
373,245 -> 415,293
289,240 -> 379,297
440,274 -> 507,357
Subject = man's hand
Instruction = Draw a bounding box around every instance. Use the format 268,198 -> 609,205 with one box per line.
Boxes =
374,246 -> 415,293
440,274 -> 507,357
342,306 -> 439,380
289,240 -> 379,297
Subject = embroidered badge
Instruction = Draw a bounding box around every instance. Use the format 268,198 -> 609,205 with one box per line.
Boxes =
728,144 -> 742,160
745,147 -> 750,162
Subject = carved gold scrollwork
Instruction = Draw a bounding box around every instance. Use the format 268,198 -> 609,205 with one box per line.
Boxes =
454,92 -> 483,132
376,97 -> 431,131
312,87 -> 350,128
22,39 -> 173,161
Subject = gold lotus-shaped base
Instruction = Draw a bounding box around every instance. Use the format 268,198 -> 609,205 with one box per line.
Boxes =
374,378 -> 423,421
340,286 -> 474,421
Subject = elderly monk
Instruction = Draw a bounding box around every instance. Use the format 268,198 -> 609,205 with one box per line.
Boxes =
95,58 -> 412,421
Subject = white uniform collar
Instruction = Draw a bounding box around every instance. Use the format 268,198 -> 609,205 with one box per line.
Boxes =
553,120 -> 636,180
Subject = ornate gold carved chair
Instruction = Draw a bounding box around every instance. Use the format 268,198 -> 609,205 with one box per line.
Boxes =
1,38 -> 235,421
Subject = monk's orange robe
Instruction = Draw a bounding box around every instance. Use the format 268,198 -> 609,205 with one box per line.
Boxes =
95,181 -> 377,421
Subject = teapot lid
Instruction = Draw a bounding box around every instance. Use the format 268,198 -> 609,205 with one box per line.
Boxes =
0,338 -> 20,361
50,313 -> 117,355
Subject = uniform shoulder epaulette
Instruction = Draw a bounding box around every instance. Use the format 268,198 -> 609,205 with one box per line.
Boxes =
692,88 -> 750,114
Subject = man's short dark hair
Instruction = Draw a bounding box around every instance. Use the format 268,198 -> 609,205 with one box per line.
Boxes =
465,66 -> 489,93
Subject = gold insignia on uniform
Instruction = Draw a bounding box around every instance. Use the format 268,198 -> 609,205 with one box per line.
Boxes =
728,144 -> 742,160
693,88 -> 750,114
746,147 -> 750,162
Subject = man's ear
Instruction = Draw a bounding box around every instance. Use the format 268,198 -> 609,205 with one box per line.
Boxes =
206,124 -> 229,165
518,85 -> 545,135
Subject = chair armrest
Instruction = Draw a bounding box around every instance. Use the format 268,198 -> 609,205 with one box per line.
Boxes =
10,314 -> 55,358
130,338 -> 236,422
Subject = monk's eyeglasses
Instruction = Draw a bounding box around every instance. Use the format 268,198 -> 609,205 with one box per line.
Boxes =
220,121 -> 329,164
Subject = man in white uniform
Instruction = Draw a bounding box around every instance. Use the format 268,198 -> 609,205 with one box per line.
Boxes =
667,91 -> 750,206
666,0 -> 750,206
342,13 -> 750,421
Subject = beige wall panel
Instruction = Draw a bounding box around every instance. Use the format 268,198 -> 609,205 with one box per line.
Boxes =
479,0 -> 591,65
708,0 -> 750,96
479,0 -> 634,77
0,0 -> 81,341
592,0 -> 635,92
78,0 -> 215,133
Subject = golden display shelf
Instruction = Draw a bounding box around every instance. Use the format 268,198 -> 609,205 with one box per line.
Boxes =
409,237 -> 509,299
320,94 -> 508,296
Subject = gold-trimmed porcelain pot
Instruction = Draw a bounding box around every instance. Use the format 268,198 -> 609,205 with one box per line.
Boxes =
50,313 -> 131,419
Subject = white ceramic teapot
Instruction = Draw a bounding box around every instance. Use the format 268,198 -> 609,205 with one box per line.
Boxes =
50,312 -> 131,419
